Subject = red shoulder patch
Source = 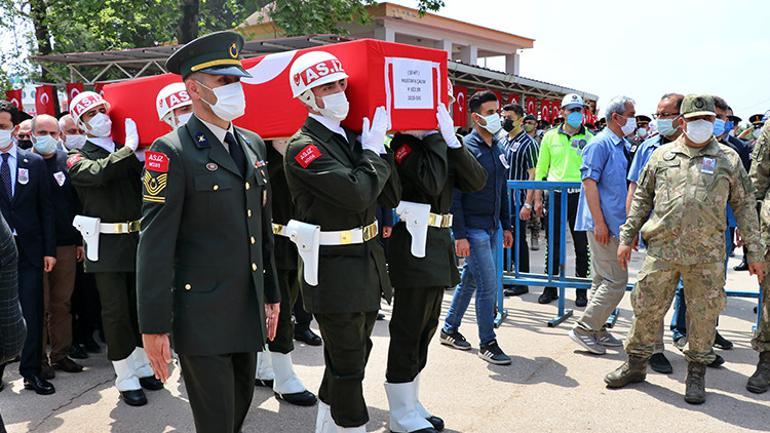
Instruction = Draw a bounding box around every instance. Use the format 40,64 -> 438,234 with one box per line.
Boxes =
66,154 -> 83,169
295,144 -> 322,168
394,143 -> 412,165
145,151 -> 169,172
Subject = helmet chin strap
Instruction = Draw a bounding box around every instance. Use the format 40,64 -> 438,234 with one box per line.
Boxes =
300,90 -> 339,124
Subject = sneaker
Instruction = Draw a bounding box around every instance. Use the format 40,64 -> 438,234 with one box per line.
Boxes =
440,330 -> 471,351
478,341 -> 512,365
569,327 -> 606,355
673,336 -> 687,352
598,329 -> 624,348
713,331 -> 733,350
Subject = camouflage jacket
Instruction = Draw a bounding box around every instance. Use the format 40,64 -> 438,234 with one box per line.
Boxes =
620,135 -> 764,265
749,120 -> 770,255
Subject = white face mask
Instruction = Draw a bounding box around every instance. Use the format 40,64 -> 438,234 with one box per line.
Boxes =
197,81 -> 246,122
319,91 -> 350,122
0,129 -> 12,149
620,116 -> 637,137
176,112 -> 193,127
685,119 -> 714,144
636,127 -> 648,138
87,113 -> 113,137
655,118 -> 677,137
64,134 -> 87,150
754,128 -> 762,139
480,113 -> 502,134
32,135 -> 59,155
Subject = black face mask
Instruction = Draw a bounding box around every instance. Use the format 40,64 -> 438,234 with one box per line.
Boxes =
17,139 -> 32,150
502,118 -> 515,132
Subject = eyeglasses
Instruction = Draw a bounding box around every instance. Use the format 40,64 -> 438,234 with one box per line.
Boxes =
652,112 -> 680,119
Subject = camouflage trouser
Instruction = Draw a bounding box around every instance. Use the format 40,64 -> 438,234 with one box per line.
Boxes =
751,252 -> 770,352
625,256 -> 725,365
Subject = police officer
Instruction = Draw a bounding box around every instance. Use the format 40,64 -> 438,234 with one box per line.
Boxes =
282,50 -> 400,433
136,31 -> 280,433
605,94 -> 765,405
67,91 -> 162,406
748,118 -> 770,394
385,91 -> 486,432
253,137 -> 317,407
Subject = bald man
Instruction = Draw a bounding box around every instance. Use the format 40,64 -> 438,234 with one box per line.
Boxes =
32,115 -> 85,376
17,119 -> 33,149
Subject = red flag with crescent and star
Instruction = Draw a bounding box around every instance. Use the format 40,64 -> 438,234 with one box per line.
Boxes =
5,89 -> 23,111
35,85 -> 56,116
452,85 -> 468,127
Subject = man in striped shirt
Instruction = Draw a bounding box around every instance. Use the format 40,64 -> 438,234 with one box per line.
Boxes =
501,104 -> 539,296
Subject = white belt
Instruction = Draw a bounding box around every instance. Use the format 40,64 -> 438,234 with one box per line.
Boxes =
396,213 -> 452,229
99,220 -> 141,234
273,221 -> 378,245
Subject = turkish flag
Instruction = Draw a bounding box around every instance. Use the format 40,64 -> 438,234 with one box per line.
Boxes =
492,90 -> 503,106
540,99 -> 551,122
93,82 -> 105,96
550,100 -> 561,121
5,89 -> 23,111
453,85 -> 468,127
66,83 -> 84,108
525,96 -> 536,115
35,85 -> 57,116
508,94 -> 519,106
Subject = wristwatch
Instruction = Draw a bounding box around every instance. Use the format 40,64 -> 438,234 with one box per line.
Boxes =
523,203 -> 533,209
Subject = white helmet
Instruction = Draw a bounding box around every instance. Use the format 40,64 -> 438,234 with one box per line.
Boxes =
156,82 -> 192,126
561,93 -> 584,109
69,91 -> 110,127
289,51 -> 348,106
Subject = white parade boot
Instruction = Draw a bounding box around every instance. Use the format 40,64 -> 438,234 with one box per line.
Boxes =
131,347 -> 155,378
272,352 -> 317,406
315,401 -> 336,433
414,374 -> 443,431
112,357 -> 141,392
385,381 -> 435,432
255,350 -> 275,387
336,426 -> 366,433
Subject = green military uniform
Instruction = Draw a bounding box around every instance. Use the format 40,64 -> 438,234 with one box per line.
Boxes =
66,141 -> 143,362
620,114 -> 763,365
386,132 -> 486,383
749,119 -> 770,353
284,117 -> 400,427
136,32 -> 280,433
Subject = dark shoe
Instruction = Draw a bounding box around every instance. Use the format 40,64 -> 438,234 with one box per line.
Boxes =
538,287 -> 558,304
747,351 -> 770,394
685,362 -> 707,404
575,289 -> 588,308
82,338 -> 101,354
713,331 -> 733,350
478,340 -> 512,365
53,357 -> 84,373
377,313 -> 386,321
23,375 -> 56,395
255,378 -> 274,388
41,362 -> 56,380
649,353 -> 673,374
439,330 -> 471,351
139,376 -> 164,391
605,356 -> 647,388
734,260 -> 749,271
274,389 -> 317,406
120,389 -> 148,406
69,344 -> 89,360
708,354 -> 725,369
426,415 -> 444,431
294,328 -> 322,346
0,380 -> 5,392
504,285 -> 529,296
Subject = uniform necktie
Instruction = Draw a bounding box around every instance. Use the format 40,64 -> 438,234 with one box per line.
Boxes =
225,132 -> 247,178
0,153 -> 11,199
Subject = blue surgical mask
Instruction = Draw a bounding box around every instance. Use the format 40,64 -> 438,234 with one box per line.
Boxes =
566,111 -> 583,128
32,135 -> 59,155
713,118 -> 726,137
655,118 -> 677,137
724,120 -> 734,134
480,113 -> 502,134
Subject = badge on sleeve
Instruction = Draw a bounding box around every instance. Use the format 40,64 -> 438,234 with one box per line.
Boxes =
701,157 -> 716,174
394,144 -> 412,165
17,168 -> 29,185
145,151 -> 169,173
143,171 -> 167,204
53,171 -> 66,187
295,144 -> 321,168
66,153 -> 82,169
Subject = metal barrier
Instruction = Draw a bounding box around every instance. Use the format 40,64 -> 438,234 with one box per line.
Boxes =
499,180 -> 765,330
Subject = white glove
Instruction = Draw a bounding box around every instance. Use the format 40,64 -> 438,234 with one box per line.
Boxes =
124,118 -> 139,152
436,104 -> 461,149
361,106 -> 389,154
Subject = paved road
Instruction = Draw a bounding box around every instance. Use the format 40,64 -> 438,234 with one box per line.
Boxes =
2,236 -> 768,432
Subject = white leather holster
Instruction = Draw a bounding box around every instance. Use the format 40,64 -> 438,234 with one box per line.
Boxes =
285,220 -> 321,286
396,201 -> 432,258
73,215 -> 100,262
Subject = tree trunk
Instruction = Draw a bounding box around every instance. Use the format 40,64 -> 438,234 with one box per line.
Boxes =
177,0 -> 199,44
28,0 -> 52,82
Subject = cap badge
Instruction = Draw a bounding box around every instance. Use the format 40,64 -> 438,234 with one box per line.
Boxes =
229,42 -> 239,59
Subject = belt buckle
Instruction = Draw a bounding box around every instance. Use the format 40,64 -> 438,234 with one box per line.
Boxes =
272,224 -> 284,235
442,215 -> 453,228
339,231 -> 353,245
129,220 -> 141,232
428,213 -> 439,227
363,223 -> 377,241
113,223 -> 127,234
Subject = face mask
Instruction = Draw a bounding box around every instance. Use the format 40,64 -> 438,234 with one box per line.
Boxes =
17,139 -> 32,149
176,112 -> 193,128
655,118 -> 677,137
64,134 -> 87,150
724,120 -> 734,133
198,81 -> 246,122
620,116 -> 637,136
0,129 -> 12,149
502,118 -> 515,132
712,118 -> 726,137
685,119 -> 714,144
754,128 -> 762,139
32,135 -> 59,155
636,127 -> 648,138
523,124 -> 535,133
87,113 -> 113,137
566,111 -> 583,128
479,113 -> 502,134
319,91 -> 350,122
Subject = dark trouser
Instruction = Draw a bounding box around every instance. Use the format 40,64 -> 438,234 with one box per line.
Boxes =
293,289 -> 313,332
42,245 -> 77,363
93,272 -> 141,361
515,214 -> 530,274
545,191 -> 589,283
72,262 -> 101,345
268,268 -> 300,354
17,257 -> 44,378
386,286 -> 444,383
179,352 -> 256,433
316,311 -> 378,428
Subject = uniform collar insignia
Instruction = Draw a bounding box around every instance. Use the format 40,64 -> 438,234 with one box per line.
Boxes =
194,131 -> 209,149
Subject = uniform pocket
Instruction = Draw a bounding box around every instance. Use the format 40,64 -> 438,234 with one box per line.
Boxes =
174,265 -> 218,293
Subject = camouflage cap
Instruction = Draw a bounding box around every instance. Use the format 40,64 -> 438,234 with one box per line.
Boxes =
166,31 -> 251,79
680,94 -> 716,119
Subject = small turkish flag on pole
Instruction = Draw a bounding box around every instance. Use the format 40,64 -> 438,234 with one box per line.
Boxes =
35,85 -> 57,116
66,82 -> 84,108
453,85 -> 468,127
5,89 -> 23,112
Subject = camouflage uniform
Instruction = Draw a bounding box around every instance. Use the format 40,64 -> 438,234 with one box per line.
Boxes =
749,119 -> 770,353
620,135 -> 763,365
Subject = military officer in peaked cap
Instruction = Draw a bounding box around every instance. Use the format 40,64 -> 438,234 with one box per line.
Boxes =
136,31 -> 281,433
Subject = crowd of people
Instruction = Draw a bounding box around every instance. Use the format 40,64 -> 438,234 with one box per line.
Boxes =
0,29 -> 769,433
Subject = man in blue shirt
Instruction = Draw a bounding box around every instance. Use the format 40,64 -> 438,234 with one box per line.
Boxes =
569,96 -> 635,355
440,91 -> 513,365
